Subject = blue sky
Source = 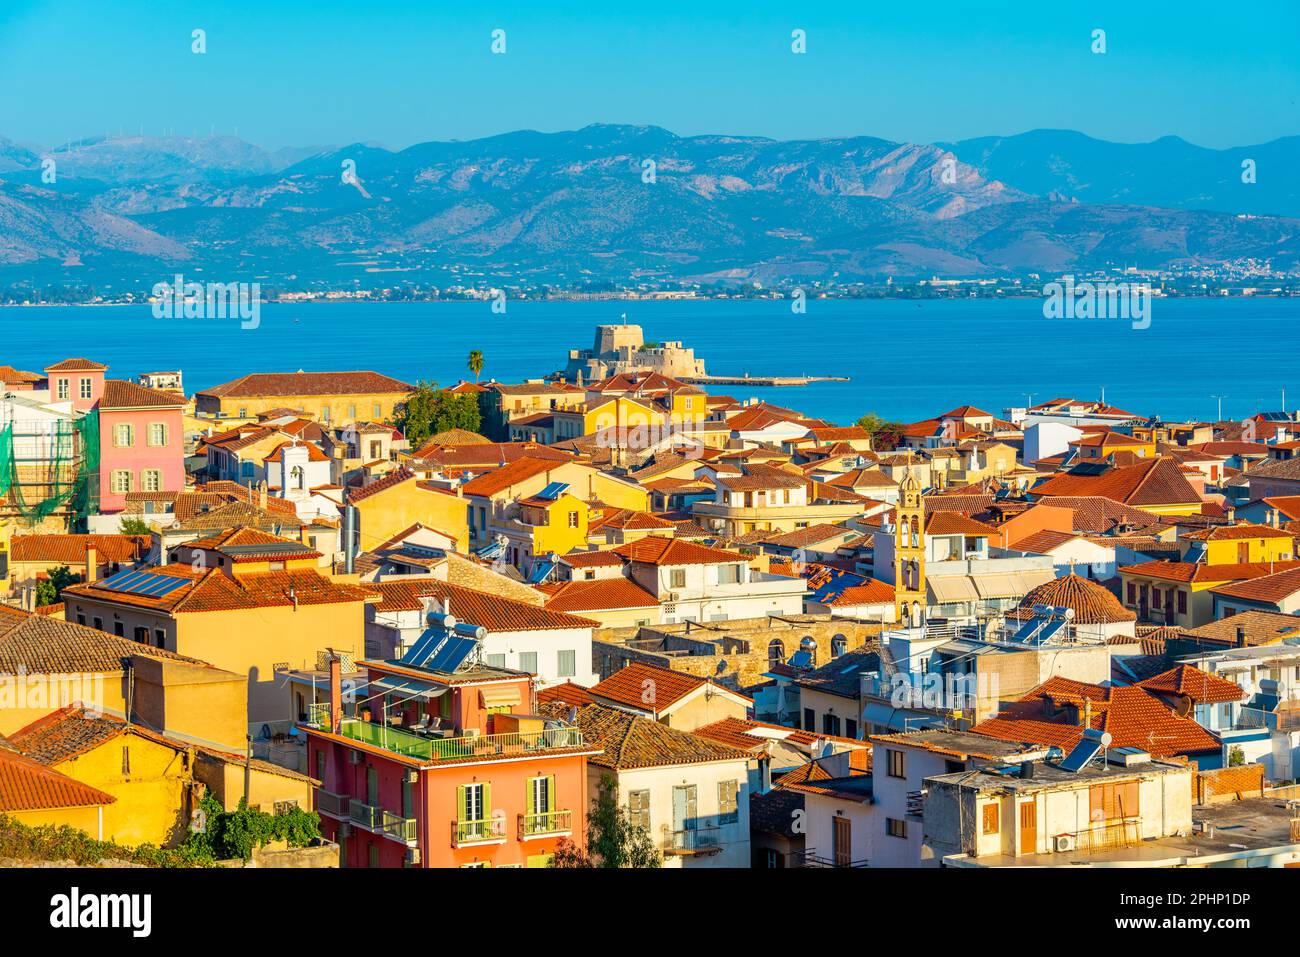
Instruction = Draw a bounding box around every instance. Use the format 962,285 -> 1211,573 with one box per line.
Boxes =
1,0 -> 1297,150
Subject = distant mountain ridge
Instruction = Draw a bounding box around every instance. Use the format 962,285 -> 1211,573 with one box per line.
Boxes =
0,124 -> 1297,287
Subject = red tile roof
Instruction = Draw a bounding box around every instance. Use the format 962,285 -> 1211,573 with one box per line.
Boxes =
98,379 -> 185,410
1008,573 -> 1135,624
1031,457 -> 1201,508
10,533 -> 148,565
45,358 -> 107,372
458,457 -> 566,498
612,536 -> 746,566
971,676 -> 1221,757
364,578 -> 597,631
0,746 -> 116,812
1136,665 -> 1245,704
198,370 -> 412,398
590,662 -> 749,712
539,578 -> 659,613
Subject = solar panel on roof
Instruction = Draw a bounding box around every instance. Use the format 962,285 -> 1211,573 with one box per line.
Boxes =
401,628 -> 446,667
527,561 -> 556,584
99,569 -> 188,598
1029,618 -> 1067,646
536,481 -> 570,501
424,636 -> 478,673
1060,729 -> 1108,773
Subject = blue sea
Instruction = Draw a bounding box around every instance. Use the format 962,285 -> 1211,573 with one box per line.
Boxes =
0,297 -> 1293,425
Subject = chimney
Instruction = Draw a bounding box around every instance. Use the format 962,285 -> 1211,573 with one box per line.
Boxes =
1236,626 -> 1248,648
1019,760 -> 1035,779
1226,506 -> 1236,524
1269,508 -> 1280,529
84,545 -> 98,583
1082,697 -> 1092,729
257,481 -> 268,511
328,654 -> 343,734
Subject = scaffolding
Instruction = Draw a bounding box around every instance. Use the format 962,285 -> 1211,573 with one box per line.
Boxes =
0,410 -> 99,527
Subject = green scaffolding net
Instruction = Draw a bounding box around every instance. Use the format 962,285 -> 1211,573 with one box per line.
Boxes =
0,410 -> 99,525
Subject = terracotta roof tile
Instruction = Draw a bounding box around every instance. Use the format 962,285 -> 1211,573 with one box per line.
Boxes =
199,370 -> 412,399
10,533 -> 148,565
570,704 -> 752,770
1136,665 -> 1245,704
0,747 -> 116,812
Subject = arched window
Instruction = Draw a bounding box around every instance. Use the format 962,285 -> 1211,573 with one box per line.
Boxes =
831,634 -> 848,658
767,638 -> 785,667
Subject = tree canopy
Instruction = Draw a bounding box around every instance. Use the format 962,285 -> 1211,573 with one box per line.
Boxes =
551,774 -> 661,868
391,380 -> 482,449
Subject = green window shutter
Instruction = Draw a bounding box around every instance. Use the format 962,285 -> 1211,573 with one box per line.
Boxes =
456,784 -> 468,822
546,775 -> 556,813
527,853 -> 553,868
482,781 -> 492,819
526,778 -> 537,817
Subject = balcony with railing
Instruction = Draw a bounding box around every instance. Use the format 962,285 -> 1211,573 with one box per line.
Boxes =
304,708 -> 586,763
348,799 -> 418,845
662,824 -> 725,856
452,816 -> 508,848
315,790 -> 350,819
518,809 -> 574,841
791,848 -> 870,868
1232,704 -> 1300,733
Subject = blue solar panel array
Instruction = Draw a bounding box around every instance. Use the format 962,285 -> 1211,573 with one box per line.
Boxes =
424,636 -> 478,673
98,569 -> 189,598
535,481 -> 570,501
1060,729 -> 1108,772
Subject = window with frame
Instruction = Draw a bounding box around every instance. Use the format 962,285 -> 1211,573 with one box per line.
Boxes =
142,469 -> 163,493
669,568 -> 686,589
628,789 -> 650,831
886,817 -> 907,838
982,802 -> 1000,835
557,649 -> 576,678
486,653 -> 507,668
114,423 -> 135,447
717,563 -> 741,585
56,378 -> 69,400
148,422 -> 168,447
79,377 -> 92,399
110,470 -> 133,494
718,779 -> 739,824
886,749 -> 905,778
518,651 -> 538,674
373,402 -> 382,418
567,511 -> 580,529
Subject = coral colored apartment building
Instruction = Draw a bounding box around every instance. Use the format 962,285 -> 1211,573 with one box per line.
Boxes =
304,652 -> 598,868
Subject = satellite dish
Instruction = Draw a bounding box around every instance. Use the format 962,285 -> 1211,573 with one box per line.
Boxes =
1099,732 -> 1113,748
1174,695 -> 1193,718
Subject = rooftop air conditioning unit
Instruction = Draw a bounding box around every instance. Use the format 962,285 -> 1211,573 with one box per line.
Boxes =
406,769 -> 419,783
1053,835 -> 1075,853
463,728 -> 481,739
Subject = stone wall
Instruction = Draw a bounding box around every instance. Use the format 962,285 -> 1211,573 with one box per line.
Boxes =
593,615 -> 881,691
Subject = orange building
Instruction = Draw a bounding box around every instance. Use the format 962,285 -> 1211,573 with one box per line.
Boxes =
304,648 -> 598,868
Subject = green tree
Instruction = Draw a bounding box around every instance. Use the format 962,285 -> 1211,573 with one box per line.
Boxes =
467,349 -> 484,383
551,774 -> 661,868
118,516 -> 151,535
855,412 -> 906,450
391,380 -> 482,449
36,565 -> 81,607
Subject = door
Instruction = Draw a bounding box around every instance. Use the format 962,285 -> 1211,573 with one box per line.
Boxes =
672,785 -> 697,849
366,767 -> 379,808
1019,801 -> 1037,855
833,816 -> 852,867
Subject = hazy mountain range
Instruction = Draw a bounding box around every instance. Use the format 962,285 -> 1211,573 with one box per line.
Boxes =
1,125 -> 1297,289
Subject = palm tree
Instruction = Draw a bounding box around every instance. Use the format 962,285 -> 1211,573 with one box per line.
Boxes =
467,349 -> 484,383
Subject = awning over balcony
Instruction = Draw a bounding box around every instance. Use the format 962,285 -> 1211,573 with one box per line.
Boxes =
480,685 -> 522,708
371,676 -> 448,699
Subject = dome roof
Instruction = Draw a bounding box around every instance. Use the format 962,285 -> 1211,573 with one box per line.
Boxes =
1010,574 -> 1136,625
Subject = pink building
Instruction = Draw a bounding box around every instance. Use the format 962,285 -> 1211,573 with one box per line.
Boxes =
96,380 -> 186,513
44,358 -> 107,413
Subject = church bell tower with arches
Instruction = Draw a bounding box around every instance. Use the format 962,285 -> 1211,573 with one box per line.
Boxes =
894,464 -> 926,627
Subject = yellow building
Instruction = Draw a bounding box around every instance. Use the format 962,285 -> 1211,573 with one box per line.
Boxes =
462,456 -> 650,548
0,605 -> 215,736
0,746 -> 114,838
61,546 -> 372,726
8,708 -> 194,847
348,467 -> 471,553
1070,431 -> 1157,460
1179,524 -> 1296,564
195,370 -> 413,425
509,489 -> 590,558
